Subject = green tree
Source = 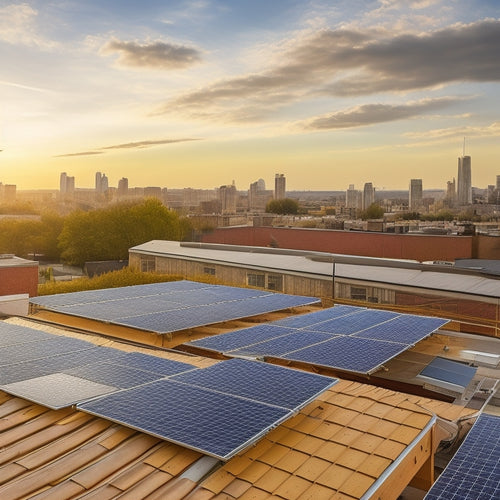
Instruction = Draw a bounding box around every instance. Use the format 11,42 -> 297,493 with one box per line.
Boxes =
360,203 -> 384,220
265,198 -> 300,215
58,199 -> 192,267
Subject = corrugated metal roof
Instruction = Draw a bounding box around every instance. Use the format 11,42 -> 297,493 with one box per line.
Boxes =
129,240 -> 500,299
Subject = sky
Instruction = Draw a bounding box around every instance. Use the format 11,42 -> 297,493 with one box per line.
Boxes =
1,0 -> 500,192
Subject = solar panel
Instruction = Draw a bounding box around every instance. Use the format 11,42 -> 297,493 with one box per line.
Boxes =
64,361 -> 163,389
282,335 -> 408,374
424,413 -> 500,500
310,309 -> 400,335
188,324 -> 295,353
30,281 -> 320,334
417,357 -> 477,389
171,358 -> 337,410
353,315 -> 448,344
0,373 -> 117,410
0,322 -> 54,347
117,352 -> 196,376
78,378 -> 291,460
226,330 -> 333,358
272,305 -> 364,328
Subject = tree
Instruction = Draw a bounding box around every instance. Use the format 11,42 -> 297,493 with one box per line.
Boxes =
58,199 -> 192,267
265,198 -> 299,215
360,203 -> 384,220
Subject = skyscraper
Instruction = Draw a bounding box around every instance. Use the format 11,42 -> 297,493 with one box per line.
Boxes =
363,182 -> 375,210
457,155 -> 472,205
274,174 -> 286,200
409,179 -> 423,212
60,172 -> 68,194
95,172 -> 108,193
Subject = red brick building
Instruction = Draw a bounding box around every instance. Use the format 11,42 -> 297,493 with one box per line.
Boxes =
0,255 -> 38,297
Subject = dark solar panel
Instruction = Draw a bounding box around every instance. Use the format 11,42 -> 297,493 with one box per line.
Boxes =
64,361 -> 163,389
272,305 -> 364,328
424,414 -> 500,500
78,378 -> 291,460
171,358 -> 337,410
307,309 -> 400,335
189,324 -> 295,353
226,330 -> 333,358
353,315 -> 448,344
117,352 -> 196,376
0,322 -> 54,347
282,335 -> 408,374
418,357 -> 477,388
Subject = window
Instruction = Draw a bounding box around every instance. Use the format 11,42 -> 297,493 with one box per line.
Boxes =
140,256 -> 155,272
267,274 -> 283,291
350,287 -> 367,301
247,273 -> 265,288
204,267 -> 216,275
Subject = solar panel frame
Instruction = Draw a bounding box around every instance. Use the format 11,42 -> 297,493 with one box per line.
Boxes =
77,378 -> 292,460
272,305 -> 364,328
170,358 -> 337,410
281,335 -> 409,374
424,413 -> 500,500
417,357 -> 477,389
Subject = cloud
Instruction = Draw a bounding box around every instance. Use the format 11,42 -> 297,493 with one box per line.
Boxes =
159,19 -> 500,121
403,122 -> 500,140
101,138 -> 200,150
55,137 -> 200,157
101,38 -> 202,69
55,151 -> 104,158
301,97 -> 461,130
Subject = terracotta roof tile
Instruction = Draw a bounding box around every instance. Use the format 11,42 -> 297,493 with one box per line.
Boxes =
356,454 -> 392,478
273,449 -> 309,474
339,471 -> 376,498
237,461 -> 271,483
314,441 -> 346,462
373,439 -> 406,460
316,463 -> 353,490
297,482 -> 341,500
198,468 -> 235,494
254,467 -> 289,492
294,456 -> 330,482
222,478 -> 252,498
335,448 -> 370,471
331,427 -> 365,446
257,443 -> 290,466
292,434 -> 324,455
273,475 -> 310,499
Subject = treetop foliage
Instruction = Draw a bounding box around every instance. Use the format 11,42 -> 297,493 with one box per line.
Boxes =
265,198 -> 300,215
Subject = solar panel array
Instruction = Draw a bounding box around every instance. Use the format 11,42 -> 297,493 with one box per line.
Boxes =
78,358 -> 337,460
0,321 -> 336,458
187,305 -> 448,374
417,357 -> 477,390
424,413 -> 500,500
0,321 -> 196,408
30,281 -> 320,334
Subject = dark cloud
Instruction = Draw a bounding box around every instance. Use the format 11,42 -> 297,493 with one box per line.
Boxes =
102,39 -> 202,69
102,138 -> 200,149
160,19 -> 500,120
303,97 -> 460,130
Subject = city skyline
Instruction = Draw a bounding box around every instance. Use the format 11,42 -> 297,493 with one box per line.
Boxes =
1,1 -> 500,191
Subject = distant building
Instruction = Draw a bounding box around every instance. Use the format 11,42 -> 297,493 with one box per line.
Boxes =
59,172 -> 74,197
457,155 -> 472,205
95,172 -> 108,194
117,177 -> 128,197
496,175 -> 500,191
248,180 -> 273,211
274,174 -> 286,200
363,182 -> 375,210
345,184 -> 362,212
219,183 -> 238,214
409,179 -> 423,212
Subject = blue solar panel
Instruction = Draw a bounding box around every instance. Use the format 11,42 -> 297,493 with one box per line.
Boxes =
78,378 -> 291,460
0,322 -> 54,347
189,324 -> 295,352
0,337 -> 95,366
353,315 -> 448,344
424,414 -> 500,500
272,305 -> 364,328
282,335 -> 408,374
307,309 -> 400,335
31,281 -> 319,334
117,352 -> 196,376
171,358 -> 336,410
418,357 -> 477,388
226,330 -> 333,358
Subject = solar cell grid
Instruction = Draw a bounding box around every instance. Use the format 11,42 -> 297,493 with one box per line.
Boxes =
418,357 -> 477,388
306,309 -> 400,335
171,358 -> 337,410
226,330 -> 333,358
272,305 -> 364,328
424,414 -> 500,500
118,352 -> 195,376
0,322 -> 54,347
189,324 -> 295,352
77,378 -> 291,460
282,335 -> 408,374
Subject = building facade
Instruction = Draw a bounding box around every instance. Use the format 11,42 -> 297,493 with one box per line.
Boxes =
457,155 -> 472,205
409,179 -> 423,212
